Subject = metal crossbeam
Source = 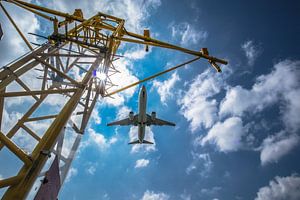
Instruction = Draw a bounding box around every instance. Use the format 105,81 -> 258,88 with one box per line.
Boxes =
0,1 -> 228,199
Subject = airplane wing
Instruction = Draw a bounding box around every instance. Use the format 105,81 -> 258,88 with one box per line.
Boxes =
107,115 -> 138,126
146,114 -> 176,126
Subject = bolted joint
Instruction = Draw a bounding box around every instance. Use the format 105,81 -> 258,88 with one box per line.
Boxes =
208,60 -> 222,73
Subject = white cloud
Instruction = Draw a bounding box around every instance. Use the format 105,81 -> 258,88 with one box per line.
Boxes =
260,132 -> 299,165
124,47 -> 149,60
0,0 -> 163,109
0,174 -> 3,180
186,152 -> 213,177
83,128 -> 117,151
91,108 -> 101,125
180,192 -> 191,200
1,110 -> 39,152
200,186 -> 221,196
153,72 -> 180,104
101,193 -> 110,200
141,190 -> 169,200
220,60 -> 300,132
213,60 -> 300,163
135,159 -> 150,168
34,0 -> 162,109
170,22 -> 208,46
282,88 -> 300,132
255,174 -> 300,200
45,0 -> 161,34
178,69 -> 226,132
103,43 -> 157,107
178,60 -> 298,162
117,106 -> 132,120
0,1 -> 40,66
101,56 -> 139,107
89,130 -> 106,147
65,167 -> 78,183
200,117 -> 244,152
129,126 -> 156,153
2,110 -> 21,134
241,40 -> 261,66
86,165 -> 97,175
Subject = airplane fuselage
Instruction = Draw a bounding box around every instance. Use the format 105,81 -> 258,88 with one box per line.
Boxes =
138,85 -> 147,143
107,85 -> 175,145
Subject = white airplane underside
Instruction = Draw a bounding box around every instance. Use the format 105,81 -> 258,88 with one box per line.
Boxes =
107,85 -> 175,144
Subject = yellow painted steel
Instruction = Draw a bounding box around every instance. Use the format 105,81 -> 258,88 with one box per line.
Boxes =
0,131 -> 32,166
105,57 -> 200,97
0,1 -> 228,199
0,2 -> 33,50
0,175 -> 22,188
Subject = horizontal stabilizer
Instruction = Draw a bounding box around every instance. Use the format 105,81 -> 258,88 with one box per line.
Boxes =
128,140 -> 154,144
128,140 -> 140,145
142,140 -> 153,144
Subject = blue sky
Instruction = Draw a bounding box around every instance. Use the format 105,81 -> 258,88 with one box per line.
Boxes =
0,0 -> 300,200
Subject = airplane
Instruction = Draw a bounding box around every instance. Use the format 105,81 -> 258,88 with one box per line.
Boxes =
107,85 -> 175,144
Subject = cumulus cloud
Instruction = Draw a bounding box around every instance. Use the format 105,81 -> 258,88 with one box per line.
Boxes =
1,0 -> 161,109
0,1 -> 40,66
241,40 -> 261,66
180,193 -> 191,200
153,72 -> 180,104
117,106 -> 132,120
141,190 -> 170,200
0,2 -> 45,106
259,132 -> 299,165
179,60 -> 298,162
86,165 -> 97,175
186,152 -> 213,177
170,22 -> 208,46
216,60 -> 300,162
65,167 -> 78,183
102,45 -> 157,106
178,69 -> 226,132
1,110 -> 38,152
135,159 -> 150,168
124,46 -> 149,60
255,174 -> 300,200
200,117 -> 245,152
45,0 -> 161,33
83,128 -> 117,151
220,60 -> 300,131
282,88 -> 300,132
101,57 -> 139,107
91,108 -> 101,125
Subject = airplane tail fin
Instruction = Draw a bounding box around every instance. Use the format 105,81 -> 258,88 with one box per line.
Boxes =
128,140 -> 153,145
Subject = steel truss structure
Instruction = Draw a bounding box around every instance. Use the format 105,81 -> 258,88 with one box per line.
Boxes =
0,0 -> 227,199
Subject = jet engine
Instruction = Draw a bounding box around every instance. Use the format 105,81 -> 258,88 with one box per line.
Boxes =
151,112 -> 156,120
129,111 -> 134,120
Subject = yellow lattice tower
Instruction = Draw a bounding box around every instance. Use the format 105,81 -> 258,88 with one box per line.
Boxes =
0,0 -> 227,199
